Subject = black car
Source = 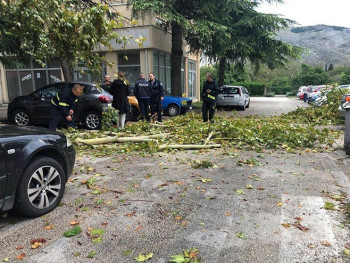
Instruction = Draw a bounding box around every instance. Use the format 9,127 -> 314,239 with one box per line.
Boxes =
0,125 -> 75,217
8,81 -> 112,130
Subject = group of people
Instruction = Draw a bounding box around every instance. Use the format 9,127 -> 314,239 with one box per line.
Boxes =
48,71 -> 219,131
107,72 -> 165,129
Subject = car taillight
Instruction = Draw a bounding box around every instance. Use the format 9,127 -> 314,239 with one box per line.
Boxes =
346,96 -> 350,102
99,95 -> 111,103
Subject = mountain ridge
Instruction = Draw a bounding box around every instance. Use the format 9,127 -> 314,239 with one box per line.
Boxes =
277,24 -> 350,67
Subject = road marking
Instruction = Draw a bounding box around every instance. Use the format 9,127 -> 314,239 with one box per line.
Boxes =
279,194 -> 341,263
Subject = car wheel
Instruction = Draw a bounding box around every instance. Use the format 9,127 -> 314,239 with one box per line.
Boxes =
167,104 -> 179,116
13,157 -> 66,217
246,100 -> 250,108
13,109 -> 30,126
84,110 -> 101,130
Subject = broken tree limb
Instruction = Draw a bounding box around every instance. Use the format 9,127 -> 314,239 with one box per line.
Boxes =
158,144 -> 221,150
204,132 -> 214,145
76,133 -> 171,145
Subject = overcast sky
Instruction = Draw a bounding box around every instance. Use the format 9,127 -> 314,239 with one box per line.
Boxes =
256,0 -> 350,28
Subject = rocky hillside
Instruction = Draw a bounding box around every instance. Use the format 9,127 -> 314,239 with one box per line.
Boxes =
277,25 -> 350,67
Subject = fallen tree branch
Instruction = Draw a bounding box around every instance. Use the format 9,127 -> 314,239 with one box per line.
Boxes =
158,144 -> 221,150
204,132 -> 214,145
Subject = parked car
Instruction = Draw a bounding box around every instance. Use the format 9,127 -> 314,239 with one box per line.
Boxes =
338,93 -> 350,118
216,85 -> 250,110
8,81 -> 141,129
0,125 -> 75,217
162,90 -> 192,116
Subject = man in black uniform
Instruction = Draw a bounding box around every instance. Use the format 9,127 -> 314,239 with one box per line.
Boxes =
202,73 -> 219,122
134,73 -> 152,121
148,72 -> 164,122
49,84 -> 83,131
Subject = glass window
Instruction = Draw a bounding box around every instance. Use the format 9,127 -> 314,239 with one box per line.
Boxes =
6,71 -> 20,101
118,66 -> 140,87
33,70 -> 47,90
19,71 -> 34,95
17,58 -> 31,69
166,68 -> 171,92
48,59 -> 61,68
223,87 -> 239,94
48,70 -> 62,84
118,52 -> 140,66
153,52 -> 159,65
40,84 -> 63,100
33,60 -> 46,69
188,60 -> 197,98
159,54 -> 165,67
181,59 -> 185,94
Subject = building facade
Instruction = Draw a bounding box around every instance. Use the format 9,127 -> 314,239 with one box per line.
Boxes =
0,2 -> 201,103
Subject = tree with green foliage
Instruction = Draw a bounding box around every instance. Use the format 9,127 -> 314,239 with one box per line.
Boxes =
130,0 -> 235,96
0,0 -> 129,81
328,63 -> 334,71
197,1 -> 301,87
292,64 -> 329,88
340,69 -> 350,85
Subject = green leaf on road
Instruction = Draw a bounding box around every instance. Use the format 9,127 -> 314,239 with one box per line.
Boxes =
2,258 -> 9,262
169,254 -> 186,263
235,232 -> 249,240
123,250 -> 133,256
344,249 -> 350,255
87,251 -> 97,258
134,253 -> 153,262
64,226 -> 82,237
198,178 -> 212,183
324,202 -> 336,210
235,189 -> 245,195
246,184 -> 253,189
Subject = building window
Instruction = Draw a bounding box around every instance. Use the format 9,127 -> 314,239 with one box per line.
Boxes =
153,50 -> 171,93
188,60 -> 197,98
118,51 -> 141,87
5,58 -> 62,101
181,59 -> 185,94
74,55 -> 106,84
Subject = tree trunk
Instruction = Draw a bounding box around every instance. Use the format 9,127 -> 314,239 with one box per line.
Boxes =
60,59 -> 74,81
218,57 -> 226,87
171,21 -> 183,97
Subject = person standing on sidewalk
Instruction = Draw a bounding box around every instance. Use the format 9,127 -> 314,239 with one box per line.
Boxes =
202,73 -> 218,122
110,71 -> 131,130
134,73 -> 152,121
148,72 -> 164,122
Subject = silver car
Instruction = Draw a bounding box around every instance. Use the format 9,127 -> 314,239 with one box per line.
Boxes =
216,86 -> 250,110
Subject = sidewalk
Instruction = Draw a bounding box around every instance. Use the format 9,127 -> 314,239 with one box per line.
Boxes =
0,104 -> 8,121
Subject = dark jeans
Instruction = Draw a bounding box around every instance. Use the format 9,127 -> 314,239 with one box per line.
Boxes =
303,93 -> 308,102
138,98 -> 150,121
150,97 -> 162,122
49,106 -> 75,131
202,101 -> 216,122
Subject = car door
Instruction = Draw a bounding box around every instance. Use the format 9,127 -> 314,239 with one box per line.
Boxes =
0,144 -> 7,201
31,83 -> 64,123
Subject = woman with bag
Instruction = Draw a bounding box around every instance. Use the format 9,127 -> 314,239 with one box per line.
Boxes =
110,71 -> 131,130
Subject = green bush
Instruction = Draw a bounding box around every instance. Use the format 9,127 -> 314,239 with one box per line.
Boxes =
266,92 -> 275,97
286,91 -> 296,97
236,82 -> 265,96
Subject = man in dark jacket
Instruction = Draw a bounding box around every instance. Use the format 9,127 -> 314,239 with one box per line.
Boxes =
149,72 -> 164,122
49,84 -> 83,131
134,73 -> 152,121
202,73 -> 218,122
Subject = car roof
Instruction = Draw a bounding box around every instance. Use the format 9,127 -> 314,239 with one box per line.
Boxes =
221,86 -> 243,88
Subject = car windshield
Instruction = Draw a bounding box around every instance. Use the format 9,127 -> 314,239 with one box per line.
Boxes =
220,87 -> 240,94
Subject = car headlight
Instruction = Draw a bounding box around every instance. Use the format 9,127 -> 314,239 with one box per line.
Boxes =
181,100 -> 187,106
66,137 -> 72,147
